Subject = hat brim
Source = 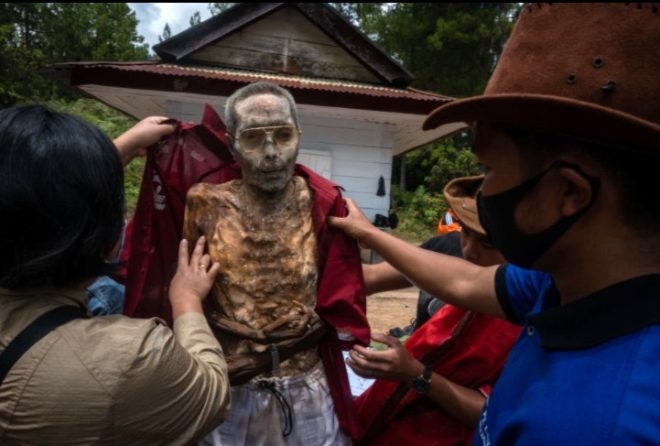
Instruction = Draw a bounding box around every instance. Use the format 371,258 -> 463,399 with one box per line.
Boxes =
423,94 -> 660,153
443,175 -> 485,236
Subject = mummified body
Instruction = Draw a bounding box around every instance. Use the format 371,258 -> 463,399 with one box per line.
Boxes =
183,176 -> 322,377
183,82 -> 364,445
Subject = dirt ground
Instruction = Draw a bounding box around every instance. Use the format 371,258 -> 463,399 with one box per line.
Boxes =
366,286 -> 419,335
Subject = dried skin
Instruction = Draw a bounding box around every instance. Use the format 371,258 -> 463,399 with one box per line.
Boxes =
183,176 -> 321,376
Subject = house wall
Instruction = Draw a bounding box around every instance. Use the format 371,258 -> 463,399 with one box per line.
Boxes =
167,100 -> 394,223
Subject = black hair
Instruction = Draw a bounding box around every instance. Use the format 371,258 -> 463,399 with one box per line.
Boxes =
0,104 -> 125,289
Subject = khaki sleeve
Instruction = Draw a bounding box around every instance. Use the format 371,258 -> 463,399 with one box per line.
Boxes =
114,315 -> 229,445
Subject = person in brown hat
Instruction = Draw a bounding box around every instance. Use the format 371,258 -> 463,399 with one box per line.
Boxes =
330,3 -> 660,444
350,175 -> 519,446
370,175 -> 496,337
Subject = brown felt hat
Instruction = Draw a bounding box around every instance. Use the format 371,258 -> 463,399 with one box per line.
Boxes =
443,175 -> 485,236
423,3 -> 660,153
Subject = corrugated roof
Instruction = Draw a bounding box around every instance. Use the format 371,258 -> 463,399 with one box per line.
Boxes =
53,61 -> 453,115
58,61 -> 450,103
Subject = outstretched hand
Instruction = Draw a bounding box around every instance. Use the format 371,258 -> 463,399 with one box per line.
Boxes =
169,236 -> 220,320
346,332 -> 423,382
327,197 -> 379,249
113,116 -> 177,166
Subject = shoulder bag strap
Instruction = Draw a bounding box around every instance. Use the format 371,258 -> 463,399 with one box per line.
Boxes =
0,305 -> 87,385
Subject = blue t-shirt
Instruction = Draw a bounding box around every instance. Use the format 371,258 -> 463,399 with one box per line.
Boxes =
474,264 -> 660,446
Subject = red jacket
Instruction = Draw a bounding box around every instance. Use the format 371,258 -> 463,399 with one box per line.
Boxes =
116,105 -> 370,440
354,305 -> 521,445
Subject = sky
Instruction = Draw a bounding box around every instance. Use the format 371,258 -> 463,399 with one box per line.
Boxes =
128,3 -> 215,52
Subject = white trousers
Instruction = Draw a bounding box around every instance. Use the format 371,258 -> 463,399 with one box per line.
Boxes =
199,361 -> 351,446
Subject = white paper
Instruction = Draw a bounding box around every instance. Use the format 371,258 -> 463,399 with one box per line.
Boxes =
342,351 -> 375,397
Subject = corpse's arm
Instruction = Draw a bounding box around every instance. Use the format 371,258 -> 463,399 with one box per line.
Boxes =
328,198 -> 503,318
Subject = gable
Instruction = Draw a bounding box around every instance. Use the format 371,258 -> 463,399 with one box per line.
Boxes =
154,3 -> 414,86
187,8 -> 381,83
46,2 -> 463,157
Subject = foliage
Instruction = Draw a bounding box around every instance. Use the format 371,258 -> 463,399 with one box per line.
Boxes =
47,98 -> 143,217
331,2 -> 517,232
390,184 -> 446,242
190,11 -> 202,27
159,23 -> 172,43
0,3 -> 148,107
0,1 -> 516,234
345,3 -> 521,97
209,3 -> 236,15
395,138 -> 480,193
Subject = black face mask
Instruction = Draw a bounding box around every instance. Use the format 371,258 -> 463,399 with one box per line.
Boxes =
476,161 -> 600,268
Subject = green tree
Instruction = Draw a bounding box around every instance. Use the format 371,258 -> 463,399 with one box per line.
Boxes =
189,11 -> 202,27
0,3 -> 148,106
339,3 -> 520,199
159,23 -> 172,42
209,3 -> 235,15
349,3 -> 520,97
395,138 -> 480,194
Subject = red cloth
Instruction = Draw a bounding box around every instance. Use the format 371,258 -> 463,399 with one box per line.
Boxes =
117,105 -> 235,322
354,305 -> 521,446
116,105 -> 370,440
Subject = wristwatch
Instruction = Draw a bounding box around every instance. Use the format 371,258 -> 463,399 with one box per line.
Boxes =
411,364 -> 432,394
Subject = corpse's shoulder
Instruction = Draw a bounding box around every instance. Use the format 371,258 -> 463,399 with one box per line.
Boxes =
186,181 -> 238,203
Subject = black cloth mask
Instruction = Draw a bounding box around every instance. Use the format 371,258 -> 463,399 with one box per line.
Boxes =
476,161 -> 600,268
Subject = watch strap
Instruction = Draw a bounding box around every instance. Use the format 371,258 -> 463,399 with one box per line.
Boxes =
411,364 -> 432,394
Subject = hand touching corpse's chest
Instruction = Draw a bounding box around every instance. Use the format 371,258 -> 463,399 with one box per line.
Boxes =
183,176 -> 321,376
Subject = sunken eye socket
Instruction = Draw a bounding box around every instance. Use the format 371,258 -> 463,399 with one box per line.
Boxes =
237,126 -> 299,151
274,127 -> 294,142
242,130 -> 262,144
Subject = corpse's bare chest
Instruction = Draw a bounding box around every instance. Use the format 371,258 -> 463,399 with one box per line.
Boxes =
189,179 -> 319,325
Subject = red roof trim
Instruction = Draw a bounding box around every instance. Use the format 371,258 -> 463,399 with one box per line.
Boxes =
58,62 -> 453,115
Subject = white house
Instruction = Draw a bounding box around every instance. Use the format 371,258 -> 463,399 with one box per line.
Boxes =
51,3 -> 464,222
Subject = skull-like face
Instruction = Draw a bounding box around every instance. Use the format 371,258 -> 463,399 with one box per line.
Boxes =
231,93 -> 300,194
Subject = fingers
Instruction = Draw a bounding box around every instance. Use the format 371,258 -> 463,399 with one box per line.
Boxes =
327,197 -> 376,247
152,117 -> 177,137
191,235 -> 206,265
169,236 -> 220,321
344,197 -> 357,212
177,238 -> 190,268
206,261 -> 221,281
347,349 -> 385,379
178,236 -> 215,272
182,236 -> 220,278
349,345 -> 387,367
371,333 -> 400,348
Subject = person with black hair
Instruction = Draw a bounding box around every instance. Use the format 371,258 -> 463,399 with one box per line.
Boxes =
331,4 -> 660,444
350,176 -> 519,445
0,105 -> 230,445
384,231 -> 463,338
